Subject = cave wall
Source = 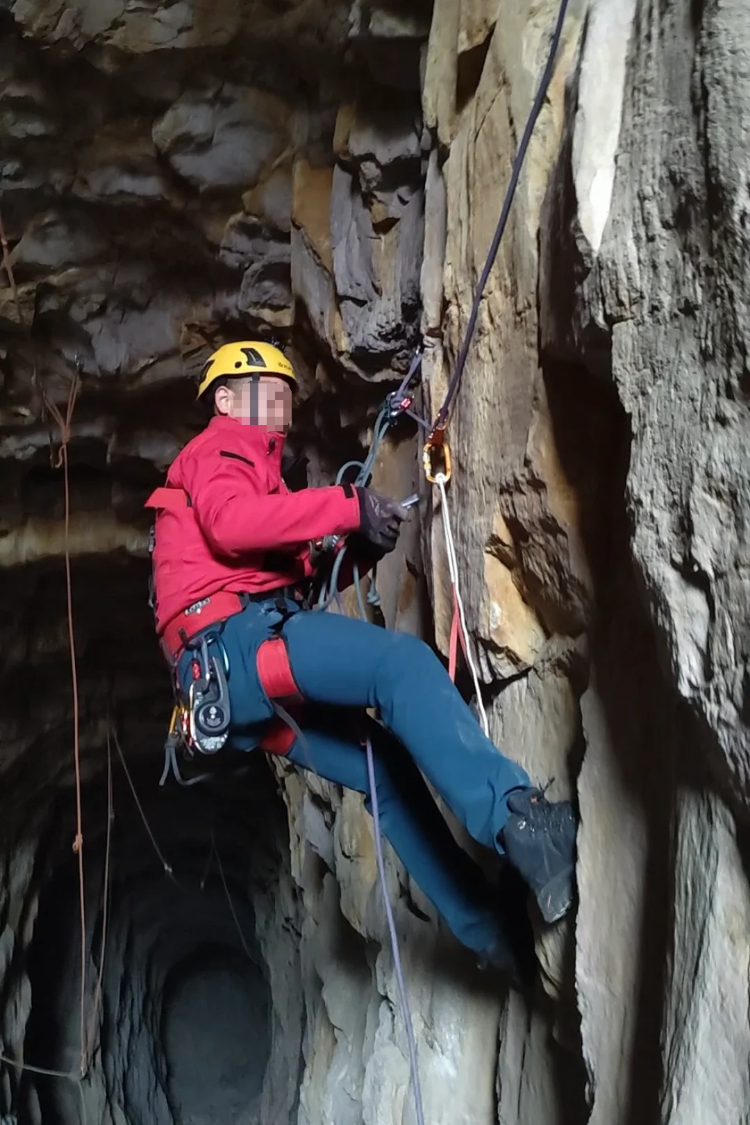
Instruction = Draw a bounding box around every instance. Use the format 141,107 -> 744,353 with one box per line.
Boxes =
0,1 -> 749,1124
422,1 -> 750,1123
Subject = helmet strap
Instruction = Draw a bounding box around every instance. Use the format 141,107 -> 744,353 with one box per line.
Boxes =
248,374 -> 260,425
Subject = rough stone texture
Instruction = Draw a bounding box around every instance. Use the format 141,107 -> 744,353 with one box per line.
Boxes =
421,0 -> 594,1041
660,788 -> 750,1125
0,821 -> 47,1124
603,1 -> 750,796
423,0 -> 750,1122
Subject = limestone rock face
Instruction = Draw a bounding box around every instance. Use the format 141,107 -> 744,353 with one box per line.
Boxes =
423,0 -> 750,1123
152,85 -> 292,193
0,1 -> 749,1124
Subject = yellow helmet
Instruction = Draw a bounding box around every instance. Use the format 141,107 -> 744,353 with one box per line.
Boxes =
196,341 -> 297,399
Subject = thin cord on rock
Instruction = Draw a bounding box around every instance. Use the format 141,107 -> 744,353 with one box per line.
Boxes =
213,834 -> 255,961
365,738 -> 426,1125
435,474 -> 489,736
111,725 -> 176,881
200,828 -> 215,890
0,1051 -> 88,1125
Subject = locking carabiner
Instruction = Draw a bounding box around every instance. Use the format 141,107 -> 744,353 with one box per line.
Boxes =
423,427 -> 452,483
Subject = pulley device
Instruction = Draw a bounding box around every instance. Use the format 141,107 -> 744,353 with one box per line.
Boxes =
156,625 -> 233,788
185,632 -> 231,754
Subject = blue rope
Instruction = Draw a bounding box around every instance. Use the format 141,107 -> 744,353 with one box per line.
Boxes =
317,396 -> 405,611
366,734 -> 426,1125
431,0 -> 572,433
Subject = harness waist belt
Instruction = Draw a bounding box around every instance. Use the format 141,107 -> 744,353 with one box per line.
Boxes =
162,591 -> 244,660
161,586 -> 305,660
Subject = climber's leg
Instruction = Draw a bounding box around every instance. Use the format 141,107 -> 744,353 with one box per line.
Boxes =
281,706 -> 534,975
189,599 -> 575,924
281,610 -> 528,847
281,610 -> 577,923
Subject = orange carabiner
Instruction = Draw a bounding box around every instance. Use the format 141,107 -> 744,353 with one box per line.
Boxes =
422,428 -> 452,483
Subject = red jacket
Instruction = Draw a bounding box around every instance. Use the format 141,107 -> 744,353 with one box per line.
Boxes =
145,416 -> 362,633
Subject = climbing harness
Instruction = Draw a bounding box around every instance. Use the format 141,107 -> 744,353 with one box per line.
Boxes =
155,612 -> 305,786
144,476 -> 308,782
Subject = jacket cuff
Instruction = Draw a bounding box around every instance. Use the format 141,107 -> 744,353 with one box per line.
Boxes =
338,483 -> 363,532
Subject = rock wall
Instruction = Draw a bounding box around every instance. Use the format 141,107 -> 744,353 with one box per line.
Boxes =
423,1 -> 750,1123
0,1 -> 749,1124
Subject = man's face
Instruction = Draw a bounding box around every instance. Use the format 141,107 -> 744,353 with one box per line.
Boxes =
215,376 -> 293,432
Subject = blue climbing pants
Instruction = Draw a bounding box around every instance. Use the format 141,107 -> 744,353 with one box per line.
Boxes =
179,598 -> 531,957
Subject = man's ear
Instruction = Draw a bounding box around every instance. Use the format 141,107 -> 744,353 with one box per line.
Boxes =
213,384 -> 232,416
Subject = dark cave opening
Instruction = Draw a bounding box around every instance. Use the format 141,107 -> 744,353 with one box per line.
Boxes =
21,746 -> 300,1125
161,944 -> 271,1125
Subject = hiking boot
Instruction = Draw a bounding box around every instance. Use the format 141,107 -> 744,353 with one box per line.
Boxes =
499,788 -> 577,924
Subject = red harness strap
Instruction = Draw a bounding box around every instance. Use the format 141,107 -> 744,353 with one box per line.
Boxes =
256,636 -> 302,702
256,636 -> 304,756
260,717 -> 298,756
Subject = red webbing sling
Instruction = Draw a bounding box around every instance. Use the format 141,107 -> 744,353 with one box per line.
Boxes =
256,637 -> 305,756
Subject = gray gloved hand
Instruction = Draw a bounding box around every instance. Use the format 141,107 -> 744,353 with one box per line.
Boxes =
355,488 -> 408,553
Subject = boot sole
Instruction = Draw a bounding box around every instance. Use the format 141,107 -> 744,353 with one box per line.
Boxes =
536,866 -> 575,924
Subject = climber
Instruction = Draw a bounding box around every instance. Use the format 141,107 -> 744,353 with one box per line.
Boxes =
145,341 -> 577,983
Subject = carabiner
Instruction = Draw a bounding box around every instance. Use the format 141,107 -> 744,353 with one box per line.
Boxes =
423,429 -> 452,483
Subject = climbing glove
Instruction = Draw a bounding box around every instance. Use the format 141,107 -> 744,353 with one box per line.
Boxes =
355,488 -> 408,553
